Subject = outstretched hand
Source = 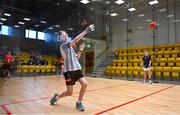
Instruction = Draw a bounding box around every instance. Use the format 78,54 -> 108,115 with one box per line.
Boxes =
86,24 -> 95,33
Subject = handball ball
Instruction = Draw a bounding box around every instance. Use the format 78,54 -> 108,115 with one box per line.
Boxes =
149,21 -> 157,29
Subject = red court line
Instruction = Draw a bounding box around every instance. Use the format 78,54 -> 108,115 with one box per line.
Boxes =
1,105 -> 12,115
95,85 -> 176,115
0,83 -> 132,106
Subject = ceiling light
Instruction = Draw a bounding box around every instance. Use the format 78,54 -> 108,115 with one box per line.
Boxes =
24,18 -> 31,21
14,25 -> 19,28
166,14 -> 174,18
80,0 -> 90,4
48,27 -> 53,30
115,0 -> 124,5
138,14 -> 145,17
122,18 -> 129,22
138,26 -> 144,29
55,25 -> 60,28
173,20 -> 180,23
57,3 -> 60,5
149,0 -> 159,5
91,0 -> 103,2
0,22 -> 3,25
40,21 -> 46,24
105,1 -> 111,4
0,18 -> 7,21
110,13 -> 118,16
146,19 -> 152,22
4,13 -> 11,17
68,28 -> 74,30
18,22 -> 25,25
90,8 -> 94,11
128,7 -> 136,12
66,0 -> 71,1
34,25 -> 40,27
159,8 -> 167,12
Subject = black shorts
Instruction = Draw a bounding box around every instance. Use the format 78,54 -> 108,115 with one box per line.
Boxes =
64,70 -> 84,85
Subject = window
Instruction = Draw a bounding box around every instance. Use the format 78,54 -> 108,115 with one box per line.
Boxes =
25,29 -> 36,39
1,25 -> 9,35
37,32 -> 45,40
25,29 -> 29,38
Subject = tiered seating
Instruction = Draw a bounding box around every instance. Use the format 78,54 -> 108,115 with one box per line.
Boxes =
15,52 -> 59,65
42,55 -> 59,65
105,43 -> 180,80
16,65 -> 56,76
15,52 -> 58,76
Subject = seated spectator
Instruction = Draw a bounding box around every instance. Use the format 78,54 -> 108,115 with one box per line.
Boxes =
41,59 -> 48,65
28,58 -> 33,65
114,50 -> 119,59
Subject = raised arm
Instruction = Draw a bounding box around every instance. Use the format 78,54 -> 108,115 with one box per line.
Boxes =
69,24 -> 95,47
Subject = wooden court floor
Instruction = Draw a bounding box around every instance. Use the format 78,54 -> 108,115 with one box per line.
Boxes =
0,76 -> 180,115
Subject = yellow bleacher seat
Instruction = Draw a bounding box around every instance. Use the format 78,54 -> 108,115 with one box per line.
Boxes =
132,49 -> 137,53
139,69 -> 144,77
128,59 -> 133,66
110,66 -> 116,76
164,51 -> 171,58
176,57 -> 180,66
163,67 -> 171,77
167,58 -> 175,66
171,67 -> 180,78
21,65 -> 28,73
123,56 -> 127,59
137,49 -> 143,53
105,66 -> 111,75
115,66 -> 121,76
152,60 -> 159,67
28,65 -> 36,73
35,66 -> 41,74
154,47 -> 160,52
166,44 -> 173,51
117,60 -> 122,66
127,66 -> 133,76
174,47 -> 180,50
157,51 -> 163,58
51,66 -> 56,73
40,66 -> 46,74
112,60 -> 118,66
121,66 -> 127,75
171,50 -> 179,58
16,65 -> 22,73
154,66 -> 162,78
122,59 -> 127,66
159,44 -> 166,51
46,66 -> 51,73
159,58 -> 167,67
133,66 -> 140,77
132,53 -> 138,59
133,59 -> 139,66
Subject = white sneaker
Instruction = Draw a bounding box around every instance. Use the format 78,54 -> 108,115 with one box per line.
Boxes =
149,80 -> 152,84
142,80 -> 146,83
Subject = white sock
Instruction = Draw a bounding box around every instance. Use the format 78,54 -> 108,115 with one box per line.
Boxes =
77,101 -> 81,103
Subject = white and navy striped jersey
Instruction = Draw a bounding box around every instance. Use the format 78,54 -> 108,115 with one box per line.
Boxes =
60,40 -> 81,73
